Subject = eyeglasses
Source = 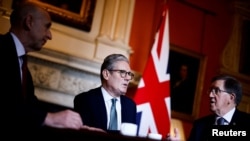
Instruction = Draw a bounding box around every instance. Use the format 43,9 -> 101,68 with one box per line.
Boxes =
207,87 -> 231,95
108,69 -> 134,80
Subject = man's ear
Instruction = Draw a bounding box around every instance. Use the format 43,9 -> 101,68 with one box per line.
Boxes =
102,69 -> 109,80
23,14 -> 32,31
230,93 -> 236,101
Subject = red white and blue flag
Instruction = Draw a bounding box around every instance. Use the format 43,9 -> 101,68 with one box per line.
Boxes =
133,4 -> 171,137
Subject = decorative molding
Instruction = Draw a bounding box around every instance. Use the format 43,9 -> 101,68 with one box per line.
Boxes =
221,14 -> 241,72
43,0 -> 135,61
220,0 -> 250,114
28,51 -> 101,107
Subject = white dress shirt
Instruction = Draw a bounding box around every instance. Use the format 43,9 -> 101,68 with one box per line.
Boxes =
215,107 -> 236,125
10,32 -> 26,81
101,87 -> 121,130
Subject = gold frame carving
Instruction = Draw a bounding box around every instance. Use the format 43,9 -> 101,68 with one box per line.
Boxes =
12,0 -> 96,32
169,44 -> 206,121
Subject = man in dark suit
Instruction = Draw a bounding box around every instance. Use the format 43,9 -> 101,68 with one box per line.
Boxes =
0,2 -> 103,138
187,74 -> 250,141
74,54 -> 137,132
167,74 -> 250,141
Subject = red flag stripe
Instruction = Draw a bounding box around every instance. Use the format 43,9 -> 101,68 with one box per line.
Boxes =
134,4 -> 171,137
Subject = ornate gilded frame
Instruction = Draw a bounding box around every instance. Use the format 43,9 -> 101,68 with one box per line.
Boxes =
169,44 -> 206,121
12,0 -> 96,32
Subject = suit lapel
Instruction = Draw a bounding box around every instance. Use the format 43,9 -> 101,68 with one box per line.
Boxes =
96,88 -> 108,128
3,33 -> 23,99
230,109 -> 239,125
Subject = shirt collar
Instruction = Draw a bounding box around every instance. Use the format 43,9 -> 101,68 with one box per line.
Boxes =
216,107 -> 235,123
223,107 -> 236,123
101,87 -> 120,102
10,32 -> 25,57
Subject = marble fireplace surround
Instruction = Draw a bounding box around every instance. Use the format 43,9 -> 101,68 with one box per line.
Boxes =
0,0 -> 136,108
28,49 -> 102,108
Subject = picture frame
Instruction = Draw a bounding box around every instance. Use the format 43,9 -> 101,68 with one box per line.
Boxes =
169,44 -> 206,121
11,0 -> 96,32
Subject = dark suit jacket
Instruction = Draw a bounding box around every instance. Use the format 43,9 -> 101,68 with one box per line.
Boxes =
0,33 -> 47,136
74,87 -> 137,131
188,109 -> 250,141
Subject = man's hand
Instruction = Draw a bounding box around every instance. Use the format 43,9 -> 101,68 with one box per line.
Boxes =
44,109 -> 83,129
81,125 -> 107,133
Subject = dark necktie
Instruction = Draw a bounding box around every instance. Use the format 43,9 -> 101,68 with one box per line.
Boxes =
108,98 -> 117,130
217,117 -> 225,125
21,55 -> 28,97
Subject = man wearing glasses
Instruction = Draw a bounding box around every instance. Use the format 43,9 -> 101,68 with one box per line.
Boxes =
74,54 -> 137,133
188,74 -> 250,140
167,74 -> 250,141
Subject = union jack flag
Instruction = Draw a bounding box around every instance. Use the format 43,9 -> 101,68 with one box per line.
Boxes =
133,4 -> 171,137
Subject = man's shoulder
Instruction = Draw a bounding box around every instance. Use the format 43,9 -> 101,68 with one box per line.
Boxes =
233,109 -> 250,125
0,33 -> 10,42
120,95 -> 136,106
0,32 -> 11,38
75,87 -> 101,99
235,109 -> 250,116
